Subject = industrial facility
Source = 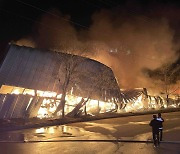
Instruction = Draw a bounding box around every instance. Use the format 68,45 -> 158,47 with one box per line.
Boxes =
0,45 -> 179,119
0,44 -> 121,119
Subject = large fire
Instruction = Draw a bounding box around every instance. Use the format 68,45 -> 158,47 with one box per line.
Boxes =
0,85 -> 179,119
0,85 -> 117,118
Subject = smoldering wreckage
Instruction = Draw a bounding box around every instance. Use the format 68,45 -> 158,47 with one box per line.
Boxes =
0,44 -> 179,121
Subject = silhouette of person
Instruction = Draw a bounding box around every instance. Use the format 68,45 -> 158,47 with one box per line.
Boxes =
157,113 -> 164,141
149,115 -> 160,147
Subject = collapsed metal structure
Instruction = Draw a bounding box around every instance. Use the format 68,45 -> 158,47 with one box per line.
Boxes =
0,44 -> 121,119
0,45 -> 178,119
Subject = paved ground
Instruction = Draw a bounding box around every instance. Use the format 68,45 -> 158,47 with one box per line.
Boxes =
1,108 -> 180,132
0,111 -> 179,154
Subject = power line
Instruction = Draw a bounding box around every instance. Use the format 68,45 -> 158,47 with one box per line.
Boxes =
14,0 -> 157,39
0,8 -> 76,37
15,0 -> 89,30
0,7 -> 160,62
0,3 -> 165,62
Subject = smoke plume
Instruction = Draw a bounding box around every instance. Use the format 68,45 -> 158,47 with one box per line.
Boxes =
15,8 -> 179,92
88,9 -> 178,89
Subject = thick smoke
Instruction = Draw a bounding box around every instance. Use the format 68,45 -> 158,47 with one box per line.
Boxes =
15,8 -> 179,91
33,9 -> 78,51
88,10 -> 178,89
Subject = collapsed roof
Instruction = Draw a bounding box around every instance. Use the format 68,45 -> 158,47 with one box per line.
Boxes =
0,44 -> 121,101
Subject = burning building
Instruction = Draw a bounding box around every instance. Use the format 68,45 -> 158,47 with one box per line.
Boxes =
0,44 -> 122,119
0,45 -> 179,120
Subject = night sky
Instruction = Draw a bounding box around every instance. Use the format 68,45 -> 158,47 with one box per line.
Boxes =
1,1 -> 180,45
0,0 -> 179,90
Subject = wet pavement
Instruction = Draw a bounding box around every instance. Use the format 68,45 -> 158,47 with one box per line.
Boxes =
0,112 -> 180,154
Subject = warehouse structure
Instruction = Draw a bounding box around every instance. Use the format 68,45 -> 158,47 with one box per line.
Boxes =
0,44 -> 122,119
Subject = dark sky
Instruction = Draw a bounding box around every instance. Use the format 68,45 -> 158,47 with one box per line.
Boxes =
0,0 -> 121,55
0,0 -> 180,42
0,0 -> 179,89
0,0 -> 118,41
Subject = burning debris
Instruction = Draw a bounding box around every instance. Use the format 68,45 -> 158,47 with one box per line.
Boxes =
120,88 -> 180,112
0,45 -> 121,119
1,1 -> 180,98
0,85 -> 118,119
0,45 -> 179,120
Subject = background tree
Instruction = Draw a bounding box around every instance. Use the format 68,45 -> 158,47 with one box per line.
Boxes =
161,64 -> 180,106
146,61 -> 180,106
52,43 -> 91,117
52,41 -> 121,118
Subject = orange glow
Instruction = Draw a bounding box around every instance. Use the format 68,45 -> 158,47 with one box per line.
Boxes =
0,85 -> 14,94
23,89 -> 35,96
11,87 -> 24,95
0,85 -> 179,118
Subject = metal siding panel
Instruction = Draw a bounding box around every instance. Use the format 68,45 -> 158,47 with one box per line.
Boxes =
28,97 -> 39,118
47,77 -> 56,92
37,52 -> 51,90
6,48 -> 26,85
45,53 -> 57,91
27,68 -> 37,89
19,96 -> 31,118
11,95 -> 25,118
0,46 -> 60,92
5,95 -> 19,119
0,46 -> 21,86
35,50 -> 50,90
0,94 -> 6,113
28,50 -> 44,90
21,50 -> 36,89
43,52 -> 53,75
46,54 -> 59,91
14,49 -> 30,87
24,49 -> 39,89
0,94 -> 15,119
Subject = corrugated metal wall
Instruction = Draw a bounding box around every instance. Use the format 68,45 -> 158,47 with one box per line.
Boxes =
0,44 -> 120,93
0,94 -> 46,119
0,45 -> 58,91
0,94 -> 33,119
0,44 -> 121,119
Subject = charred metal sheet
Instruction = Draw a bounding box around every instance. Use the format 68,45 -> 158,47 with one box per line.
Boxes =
122,89 -> 143,101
